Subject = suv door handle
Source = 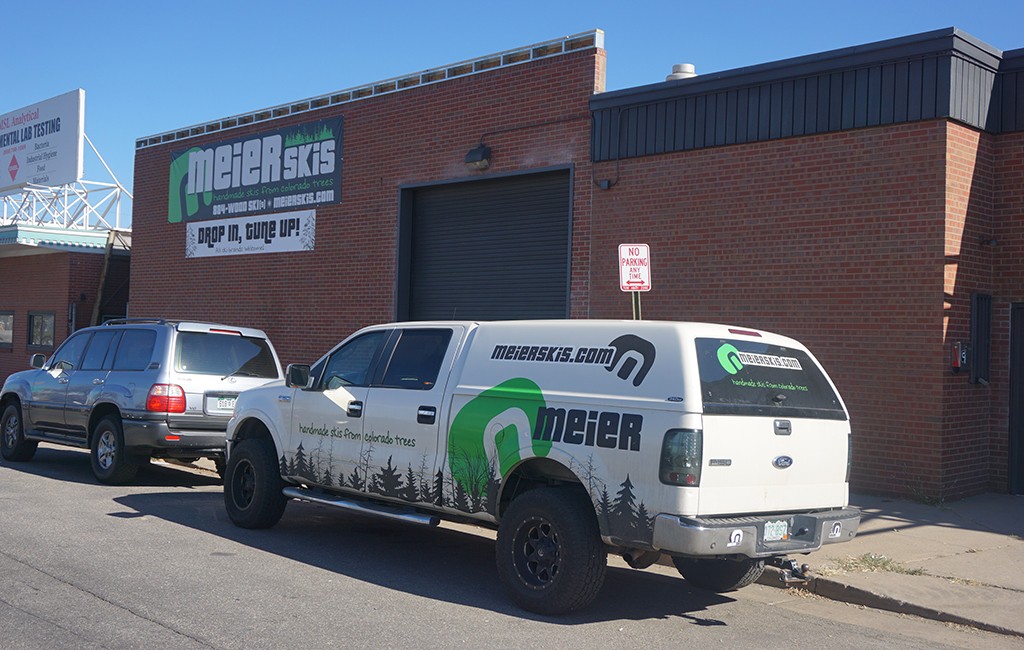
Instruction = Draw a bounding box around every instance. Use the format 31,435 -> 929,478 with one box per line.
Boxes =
348,400 -> 363,418
58,377 -> 70,384
417,406 -> 436,425
93,378 -> 105,385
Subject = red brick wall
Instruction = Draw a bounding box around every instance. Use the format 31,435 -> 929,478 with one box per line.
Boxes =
0,250 -> 129,384
130,50 -> 603,367
0,254 -> 72,382
589,122 -> 952,498
942,123 -> 996,497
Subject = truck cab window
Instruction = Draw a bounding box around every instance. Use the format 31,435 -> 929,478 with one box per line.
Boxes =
381,329 -> 453,390
322,331 -> 387,390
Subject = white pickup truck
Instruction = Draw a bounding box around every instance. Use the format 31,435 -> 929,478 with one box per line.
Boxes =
223,320 -> 859,614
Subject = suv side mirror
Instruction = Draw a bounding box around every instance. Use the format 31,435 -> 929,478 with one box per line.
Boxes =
29,354 -> 46,369
286,364 -> 312,389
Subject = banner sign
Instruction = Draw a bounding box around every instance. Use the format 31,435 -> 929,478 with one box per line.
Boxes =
185,209 -> 316,258
168,116 -> 342,223
1,89 -> 85,194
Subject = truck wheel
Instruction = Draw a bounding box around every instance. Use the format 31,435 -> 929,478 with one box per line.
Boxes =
1,403 -> 38,462
224,438 -> 286,529
672,556 -> 765,592
496,487 -> 607,615
90,415 -> 142,484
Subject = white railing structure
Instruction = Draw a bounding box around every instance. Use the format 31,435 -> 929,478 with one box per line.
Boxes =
1,133 -> 131,231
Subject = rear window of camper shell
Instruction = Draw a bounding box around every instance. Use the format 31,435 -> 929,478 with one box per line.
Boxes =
695,338 -> 846,421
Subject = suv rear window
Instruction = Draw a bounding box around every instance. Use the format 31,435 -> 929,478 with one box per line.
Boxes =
176,332 -> 278,378
695,337 -> 846,420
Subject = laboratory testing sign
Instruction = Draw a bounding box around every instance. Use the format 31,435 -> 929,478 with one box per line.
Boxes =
619,243 -> 651,291
0,89 -> 85,194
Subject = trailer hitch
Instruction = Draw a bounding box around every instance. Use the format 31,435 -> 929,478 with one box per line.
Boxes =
766,557 -> 811,585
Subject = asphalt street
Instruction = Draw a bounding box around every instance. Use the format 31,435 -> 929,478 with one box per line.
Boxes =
0,445 -> 1018,649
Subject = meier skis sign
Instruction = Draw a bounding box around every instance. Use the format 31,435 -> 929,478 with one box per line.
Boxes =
167,116 -> 342,223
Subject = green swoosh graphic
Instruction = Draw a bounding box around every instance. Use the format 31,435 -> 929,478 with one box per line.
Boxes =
447,378 -> 551,498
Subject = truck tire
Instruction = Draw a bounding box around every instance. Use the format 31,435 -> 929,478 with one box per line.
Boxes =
672,556 -> 765,592
1,403 -> 38,462
496,487 -> 607,615
224,438 -> 287,529
90,415 -> 142,484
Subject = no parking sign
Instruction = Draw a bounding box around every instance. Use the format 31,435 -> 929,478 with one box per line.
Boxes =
619,244 -> 651,292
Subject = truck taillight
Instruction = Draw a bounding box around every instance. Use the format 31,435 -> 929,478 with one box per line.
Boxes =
660,429 -> 702,486
147,384 -> 186,413
846,434 -> 852,482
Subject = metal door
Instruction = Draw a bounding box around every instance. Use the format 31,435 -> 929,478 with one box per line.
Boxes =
1009,304 -> 1024,495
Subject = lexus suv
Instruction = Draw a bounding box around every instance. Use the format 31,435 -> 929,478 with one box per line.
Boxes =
0,319 -> 282,484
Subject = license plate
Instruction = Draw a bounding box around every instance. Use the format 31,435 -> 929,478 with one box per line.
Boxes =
216,396 -> 237,410
763,519 -> 789,542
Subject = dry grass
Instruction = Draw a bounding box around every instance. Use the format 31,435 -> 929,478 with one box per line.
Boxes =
827,553 -> 926,576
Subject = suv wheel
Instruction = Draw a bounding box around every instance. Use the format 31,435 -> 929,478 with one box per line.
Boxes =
224,438 -> 287,528
495,487 -> 607,615
1,403 -> 38,462
90,415 -> 142,484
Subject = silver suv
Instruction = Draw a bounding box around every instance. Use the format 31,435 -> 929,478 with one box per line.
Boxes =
0,319 -> 282,484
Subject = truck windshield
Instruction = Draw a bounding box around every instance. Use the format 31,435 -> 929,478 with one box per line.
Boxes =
695,337 -> 846,420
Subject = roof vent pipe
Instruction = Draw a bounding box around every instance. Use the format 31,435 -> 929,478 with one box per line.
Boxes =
666,63 -> 697,81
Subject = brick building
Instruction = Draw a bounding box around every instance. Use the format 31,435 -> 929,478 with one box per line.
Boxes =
130,28 -> 1024,500
0,229 -> 129,382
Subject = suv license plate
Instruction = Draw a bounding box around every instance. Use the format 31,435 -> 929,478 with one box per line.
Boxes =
763,520 -> 789,542
217,397 -> 237,410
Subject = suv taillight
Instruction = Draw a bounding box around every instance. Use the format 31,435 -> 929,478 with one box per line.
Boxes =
660,429 -> 703,486
147,384 -> 186,413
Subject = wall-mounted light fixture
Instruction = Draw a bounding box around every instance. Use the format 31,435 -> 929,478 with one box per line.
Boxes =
464,143 -> 491,170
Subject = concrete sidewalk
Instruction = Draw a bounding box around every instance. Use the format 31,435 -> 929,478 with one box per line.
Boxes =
759,492 -> 1024,638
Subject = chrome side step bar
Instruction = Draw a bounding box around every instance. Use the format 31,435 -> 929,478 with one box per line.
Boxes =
282,486 -> 440,527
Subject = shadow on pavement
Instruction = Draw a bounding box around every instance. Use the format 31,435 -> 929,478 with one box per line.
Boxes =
851,493 -> 1024,540
113,489 -> 734,624
0,444 -> 222,488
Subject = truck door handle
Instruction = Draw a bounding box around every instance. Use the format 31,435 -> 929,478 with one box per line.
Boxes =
417,406 -> 436,425
93,378 -> 105,385
774,419 -> 792,435
58,377 -> 70,384
348,400 -> 363,418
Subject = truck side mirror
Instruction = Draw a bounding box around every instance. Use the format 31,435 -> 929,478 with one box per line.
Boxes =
286,364 -> 312,389
30,354 -> 46,369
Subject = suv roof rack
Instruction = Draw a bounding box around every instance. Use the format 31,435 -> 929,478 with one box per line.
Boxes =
101,318 -> 171,326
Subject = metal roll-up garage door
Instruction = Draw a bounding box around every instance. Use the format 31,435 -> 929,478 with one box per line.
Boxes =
407,170 -> 570,321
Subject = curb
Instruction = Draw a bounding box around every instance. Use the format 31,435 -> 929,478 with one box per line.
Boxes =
757,567 -> 1024,639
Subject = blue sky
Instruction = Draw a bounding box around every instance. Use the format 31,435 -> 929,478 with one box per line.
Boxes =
4,0 -> 1021,222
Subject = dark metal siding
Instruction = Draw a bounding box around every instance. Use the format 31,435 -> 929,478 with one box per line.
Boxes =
405,171 -> 571,321
592,28 -> 1022,163
998,49 -> 1024,132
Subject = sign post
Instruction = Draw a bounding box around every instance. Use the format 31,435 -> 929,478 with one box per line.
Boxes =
619,243 -> 651,320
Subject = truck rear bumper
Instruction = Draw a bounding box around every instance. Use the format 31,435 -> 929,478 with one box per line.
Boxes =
651,507 -> 860,558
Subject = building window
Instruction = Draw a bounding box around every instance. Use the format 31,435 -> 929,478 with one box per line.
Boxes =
0,312 -> 12,350
28,312 -> 55,349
